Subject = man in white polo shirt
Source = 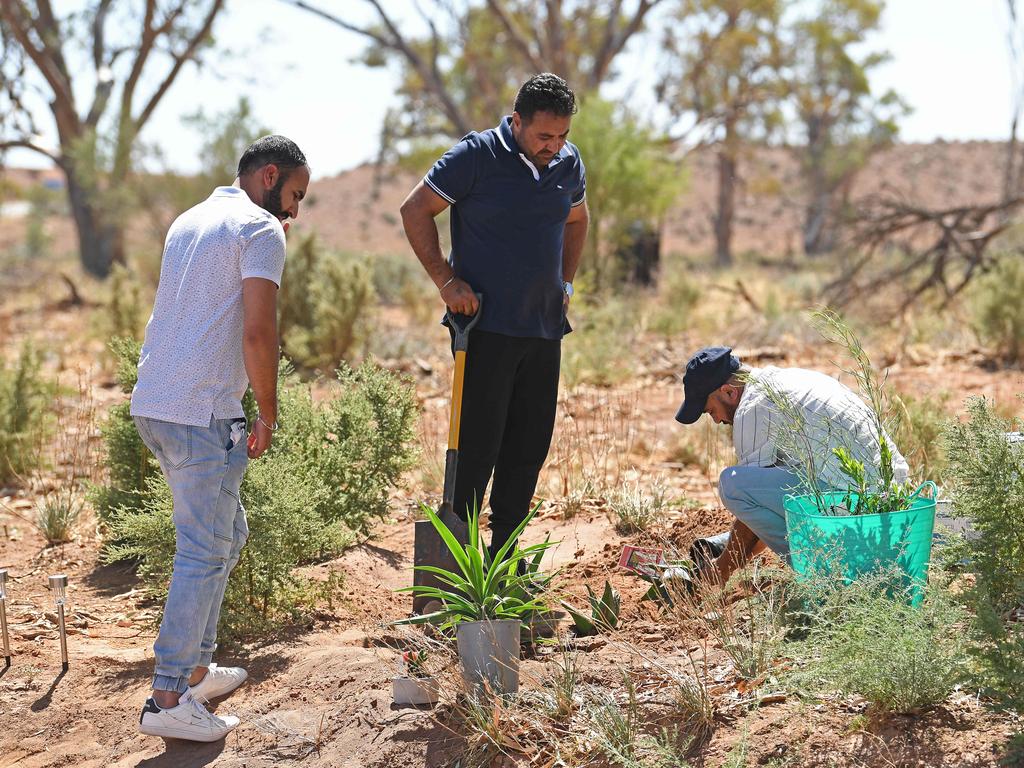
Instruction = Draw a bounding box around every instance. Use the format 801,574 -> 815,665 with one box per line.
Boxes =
131,135 -> 309,742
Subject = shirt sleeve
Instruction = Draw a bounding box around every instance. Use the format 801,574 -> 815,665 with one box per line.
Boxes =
239,216 -> 287,286
571,155 -> 586,207
424,133 -> 479,205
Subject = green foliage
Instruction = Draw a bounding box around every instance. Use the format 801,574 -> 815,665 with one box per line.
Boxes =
279,235 -> 375,370
788,570 -> 968,714
90,338 -> 156,522
788,0 -> 908,254
272,361 -> 419,536
648,268 -> 701,337
97,350 -> 416,641
563,580 -> 621,637
96,264 -> 144,342
397,504 -> 555,628
103,455 -> 348,642
943,397 -> 1024,712
569,98 -> 687,289
0,343 -> 51,484
831,444 -> 913,516
893,390 -> 950,482
973,256 -> 1024,362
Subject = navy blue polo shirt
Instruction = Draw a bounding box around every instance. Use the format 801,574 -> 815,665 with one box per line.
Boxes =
425,115 -> 586,340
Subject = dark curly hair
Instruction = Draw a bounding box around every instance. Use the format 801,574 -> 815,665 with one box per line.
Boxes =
513,73 -> 577,123
237,135 -> 308,178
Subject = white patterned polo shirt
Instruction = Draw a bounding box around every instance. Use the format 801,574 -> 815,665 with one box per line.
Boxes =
130,186 -> 286,427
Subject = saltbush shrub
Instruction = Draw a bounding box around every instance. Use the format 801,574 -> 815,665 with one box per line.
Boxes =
943,397 -> 1024,714
98,349 -> 418,640
0,343 -> 51,484
90,337 -> 157,522
788,570 -> 968,714
280,234 -> 375,370
973,256 -> 1024,362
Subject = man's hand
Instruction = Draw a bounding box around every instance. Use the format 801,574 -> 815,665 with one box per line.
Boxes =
247,414 -> 274,459
441,277 -> 479,316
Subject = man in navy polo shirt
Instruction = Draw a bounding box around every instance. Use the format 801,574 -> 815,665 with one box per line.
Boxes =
400,73 -> 589,561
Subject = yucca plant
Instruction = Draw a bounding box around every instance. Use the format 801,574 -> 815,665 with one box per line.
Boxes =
563,580 -> 621,637
397,503 -> 555,629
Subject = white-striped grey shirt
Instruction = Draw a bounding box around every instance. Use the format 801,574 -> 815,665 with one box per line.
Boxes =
733,366 -> 909,490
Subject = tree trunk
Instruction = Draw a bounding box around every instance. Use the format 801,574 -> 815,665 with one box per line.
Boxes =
65,168 -> 123,278
804,186 -> 835,256
714,146 -> 736,268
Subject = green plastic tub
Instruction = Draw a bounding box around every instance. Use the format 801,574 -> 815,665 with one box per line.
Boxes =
784,482 -> 937,604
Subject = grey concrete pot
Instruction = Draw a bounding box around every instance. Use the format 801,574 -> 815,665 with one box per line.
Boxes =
456,618 -> 520,696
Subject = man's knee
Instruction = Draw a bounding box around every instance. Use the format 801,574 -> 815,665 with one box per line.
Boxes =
718,466 -> 742,505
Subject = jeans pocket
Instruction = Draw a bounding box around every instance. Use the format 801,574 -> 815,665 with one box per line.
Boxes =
144,419 -> 192,470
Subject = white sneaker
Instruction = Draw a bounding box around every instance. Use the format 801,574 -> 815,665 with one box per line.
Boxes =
189,663 -> 248,702
138,690 -> 240,742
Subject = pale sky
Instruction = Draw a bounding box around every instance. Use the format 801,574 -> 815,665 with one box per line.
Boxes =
5,0 -> 1016,177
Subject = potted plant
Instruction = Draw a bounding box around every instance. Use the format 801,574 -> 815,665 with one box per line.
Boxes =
752,309 -> 936,599
398,503 -> 554,696
392,648 -> 440,707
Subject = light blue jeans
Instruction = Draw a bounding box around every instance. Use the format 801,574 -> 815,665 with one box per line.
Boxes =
717,465 -> 805,559
133,415 -> 250,693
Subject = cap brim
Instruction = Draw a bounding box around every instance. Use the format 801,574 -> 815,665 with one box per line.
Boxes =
675,396 -> 706,425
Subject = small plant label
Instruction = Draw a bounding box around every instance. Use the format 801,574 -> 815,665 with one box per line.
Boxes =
618,545 -> 666,577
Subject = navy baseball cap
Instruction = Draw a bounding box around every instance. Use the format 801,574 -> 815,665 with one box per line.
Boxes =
675,346 -> 741,424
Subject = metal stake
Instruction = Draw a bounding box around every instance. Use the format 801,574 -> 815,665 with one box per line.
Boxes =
48,574 -> 68,672
0,570 -> 10,668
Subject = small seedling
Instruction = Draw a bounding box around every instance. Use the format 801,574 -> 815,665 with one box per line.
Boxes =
563,580 -> 620,637
401,648 -> 429,678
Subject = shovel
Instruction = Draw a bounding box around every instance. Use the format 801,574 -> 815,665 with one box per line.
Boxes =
412,295 -> 482,615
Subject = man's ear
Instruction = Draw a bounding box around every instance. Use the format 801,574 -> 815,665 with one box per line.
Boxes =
261,163 -> 279,190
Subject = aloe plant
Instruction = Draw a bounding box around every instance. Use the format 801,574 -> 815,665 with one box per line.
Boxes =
396,503 -> 555,629
562,580 -> 621,637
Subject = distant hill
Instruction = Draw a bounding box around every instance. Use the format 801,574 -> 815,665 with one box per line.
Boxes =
293,140 -> 1007,259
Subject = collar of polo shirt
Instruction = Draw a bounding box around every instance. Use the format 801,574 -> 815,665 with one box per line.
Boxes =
495,115 -> 573,182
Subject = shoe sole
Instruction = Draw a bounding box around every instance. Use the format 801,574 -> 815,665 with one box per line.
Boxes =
190,670 -> 248,702
139,721 -> 238,742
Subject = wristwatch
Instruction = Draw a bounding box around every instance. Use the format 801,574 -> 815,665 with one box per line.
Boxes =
563,281 -> 574,298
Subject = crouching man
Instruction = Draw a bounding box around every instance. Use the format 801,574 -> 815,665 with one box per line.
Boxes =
131,136 -> 309,741
674,346 -> 910,585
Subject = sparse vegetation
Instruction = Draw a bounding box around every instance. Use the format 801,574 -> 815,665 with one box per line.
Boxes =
608,481 -> 666,535
943,398 -> 1024,716
973,255 -> 1024,362
0,343 -> 51,485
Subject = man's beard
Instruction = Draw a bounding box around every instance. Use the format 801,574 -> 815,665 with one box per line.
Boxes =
261,174 -> 289,221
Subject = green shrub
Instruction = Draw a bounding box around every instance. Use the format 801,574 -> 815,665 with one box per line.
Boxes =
943,397 -> 1024,713
788,571 -> 968,714
893,390 -> 950,482
973,256 -> 1024,362
272,361 -> 419,536
97,351 -> 417,640
100,264 -> 144,342
280,235 -> 375,370
90,338 -> 157,523
0,343 -> 51,484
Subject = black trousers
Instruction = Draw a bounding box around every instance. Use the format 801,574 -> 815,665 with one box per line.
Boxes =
451,329 -> 561,558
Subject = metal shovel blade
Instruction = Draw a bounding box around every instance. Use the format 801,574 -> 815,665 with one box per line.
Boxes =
413,508 -> 468,615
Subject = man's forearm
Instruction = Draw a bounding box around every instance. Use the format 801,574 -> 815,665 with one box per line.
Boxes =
244,329 -> 279,422
715,519 -> 761,582
401,206 -> 454,289
562,217 -> 588,282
